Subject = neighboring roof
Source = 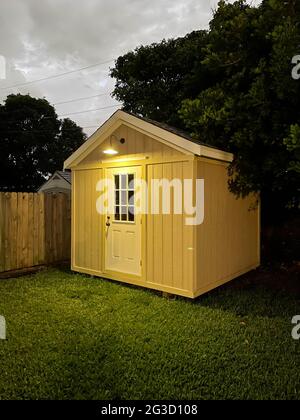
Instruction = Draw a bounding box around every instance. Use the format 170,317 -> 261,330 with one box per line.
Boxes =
56,170 -> 71,184
38,170 -> 71,192
64,109 -> 233,169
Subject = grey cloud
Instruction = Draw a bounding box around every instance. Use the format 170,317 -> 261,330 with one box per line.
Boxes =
0,0 -> 261,135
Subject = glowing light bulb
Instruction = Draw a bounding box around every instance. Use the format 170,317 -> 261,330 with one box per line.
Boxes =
103,148 -> 118,155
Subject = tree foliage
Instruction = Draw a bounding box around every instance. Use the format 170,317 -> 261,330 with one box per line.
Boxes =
0,94 -> 86,191
110,31 -> 209,128
111,0 -> 300,223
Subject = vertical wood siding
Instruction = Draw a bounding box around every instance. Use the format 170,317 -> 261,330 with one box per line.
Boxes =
146,161 -> 195,294
0,192 -> 70,273
72,169 -> 102,273
195,158 -> 260,296
80,124 -> 185,166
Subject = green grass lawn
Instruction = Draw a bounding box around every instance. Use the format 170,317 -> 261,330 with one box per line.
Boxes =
0,268 -> 299,400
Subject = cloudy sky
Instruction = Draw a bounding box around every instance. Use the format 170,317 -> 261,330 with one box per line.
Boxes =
0,0 -> 261,135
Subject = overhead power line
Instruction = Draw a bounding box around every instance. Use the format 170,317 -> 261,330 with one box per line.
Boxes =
0,125 -> 99,134
57,104 -> 120,117
53,92 -> 112,106
0,103 -> 121,124
0,59 -> 115,91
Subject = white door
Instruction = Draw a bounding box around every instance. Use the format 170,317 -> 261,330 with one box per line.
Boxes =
105,166 -> 142,276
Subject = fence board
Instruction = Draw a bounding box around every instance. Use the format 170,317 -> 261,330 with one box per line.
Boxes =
38,194 -> 45,265
0,192 -> 71,274
28,193 -> 34,268
0,195 -> 4,271
10,193 -> 18,270
4,193 -> 11,271
44,194 -> 52,263
21,193 -> 29,270
16,193 -> 22,269
33,194 -> 39,266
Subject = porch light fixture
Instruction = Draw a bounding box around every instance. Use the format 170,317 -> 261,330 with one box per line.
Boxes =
103,134 -> 120,155
103,148 -> 118,155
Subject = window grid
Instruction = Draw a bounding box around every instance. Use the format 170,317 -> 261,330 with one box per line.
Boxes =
114,174 -> 135,222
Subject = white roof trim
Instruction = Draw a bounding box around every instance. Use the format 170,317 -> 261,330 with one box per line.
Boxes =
64,110 -> 233,169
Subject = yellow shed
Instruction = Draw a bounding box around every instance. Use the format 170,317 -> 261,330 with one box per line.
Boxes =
64,110 -> 260,298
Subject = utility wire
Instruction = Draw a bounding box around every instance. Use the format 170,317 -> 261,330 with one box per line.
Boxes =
53,92 -> 112,106
0,125 -> 99,134
0,103 -> 120,124
57,104 -> 120,117
0,59 -> 114,91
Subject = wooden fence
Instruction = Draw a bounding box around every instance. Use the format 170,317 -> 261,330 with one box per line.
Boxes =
0,192 -> 71,274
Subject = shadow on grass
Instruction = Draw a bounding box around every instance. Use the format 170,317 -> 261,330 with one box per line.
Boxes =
193,274 -> 300,319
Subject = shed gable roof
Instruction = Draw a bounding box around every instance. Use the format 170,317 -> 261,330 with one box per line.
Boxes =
128,112 -> 222,150
64,110 -> 233,169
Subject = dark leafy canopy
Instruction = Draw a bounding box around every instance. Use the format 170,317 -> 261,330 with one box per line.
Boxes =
111,0 -> 300,223
0,94 -> 86,192
110,30 -> 210,128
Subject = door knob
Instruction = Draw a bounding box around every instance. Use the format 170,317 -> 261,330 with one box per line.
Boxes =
106,216 -> 111,227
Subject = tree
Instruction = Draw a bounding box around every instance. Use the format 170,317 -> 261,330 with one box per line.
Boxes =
180,0 -> 300,223
110,30 -> 209,128
0,94 -> 86,191
110,0 -> 300,224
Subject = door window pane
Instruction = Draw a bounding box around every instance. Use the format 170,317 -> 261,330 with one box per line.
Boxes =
115,206 -> 120,221
128,174 -> 134,190
128,190 -> 134,206
121,174 -> 127,190
128,206 -> 135,222
121,191 -> 127,206
114,175 -> 120,190
115,190 -> 120,205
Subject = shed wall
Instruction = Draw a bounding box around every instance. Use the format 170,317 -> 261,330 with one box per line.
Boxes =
71,155 -> 260,298
72,169 -> 103,274
195,158 -> 260,297
71,154 -> 196,297
146,160 -> 195,295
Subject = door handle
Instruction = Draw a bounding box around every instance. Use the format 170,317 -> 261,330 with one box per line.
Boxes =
106,216 -> 111,227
